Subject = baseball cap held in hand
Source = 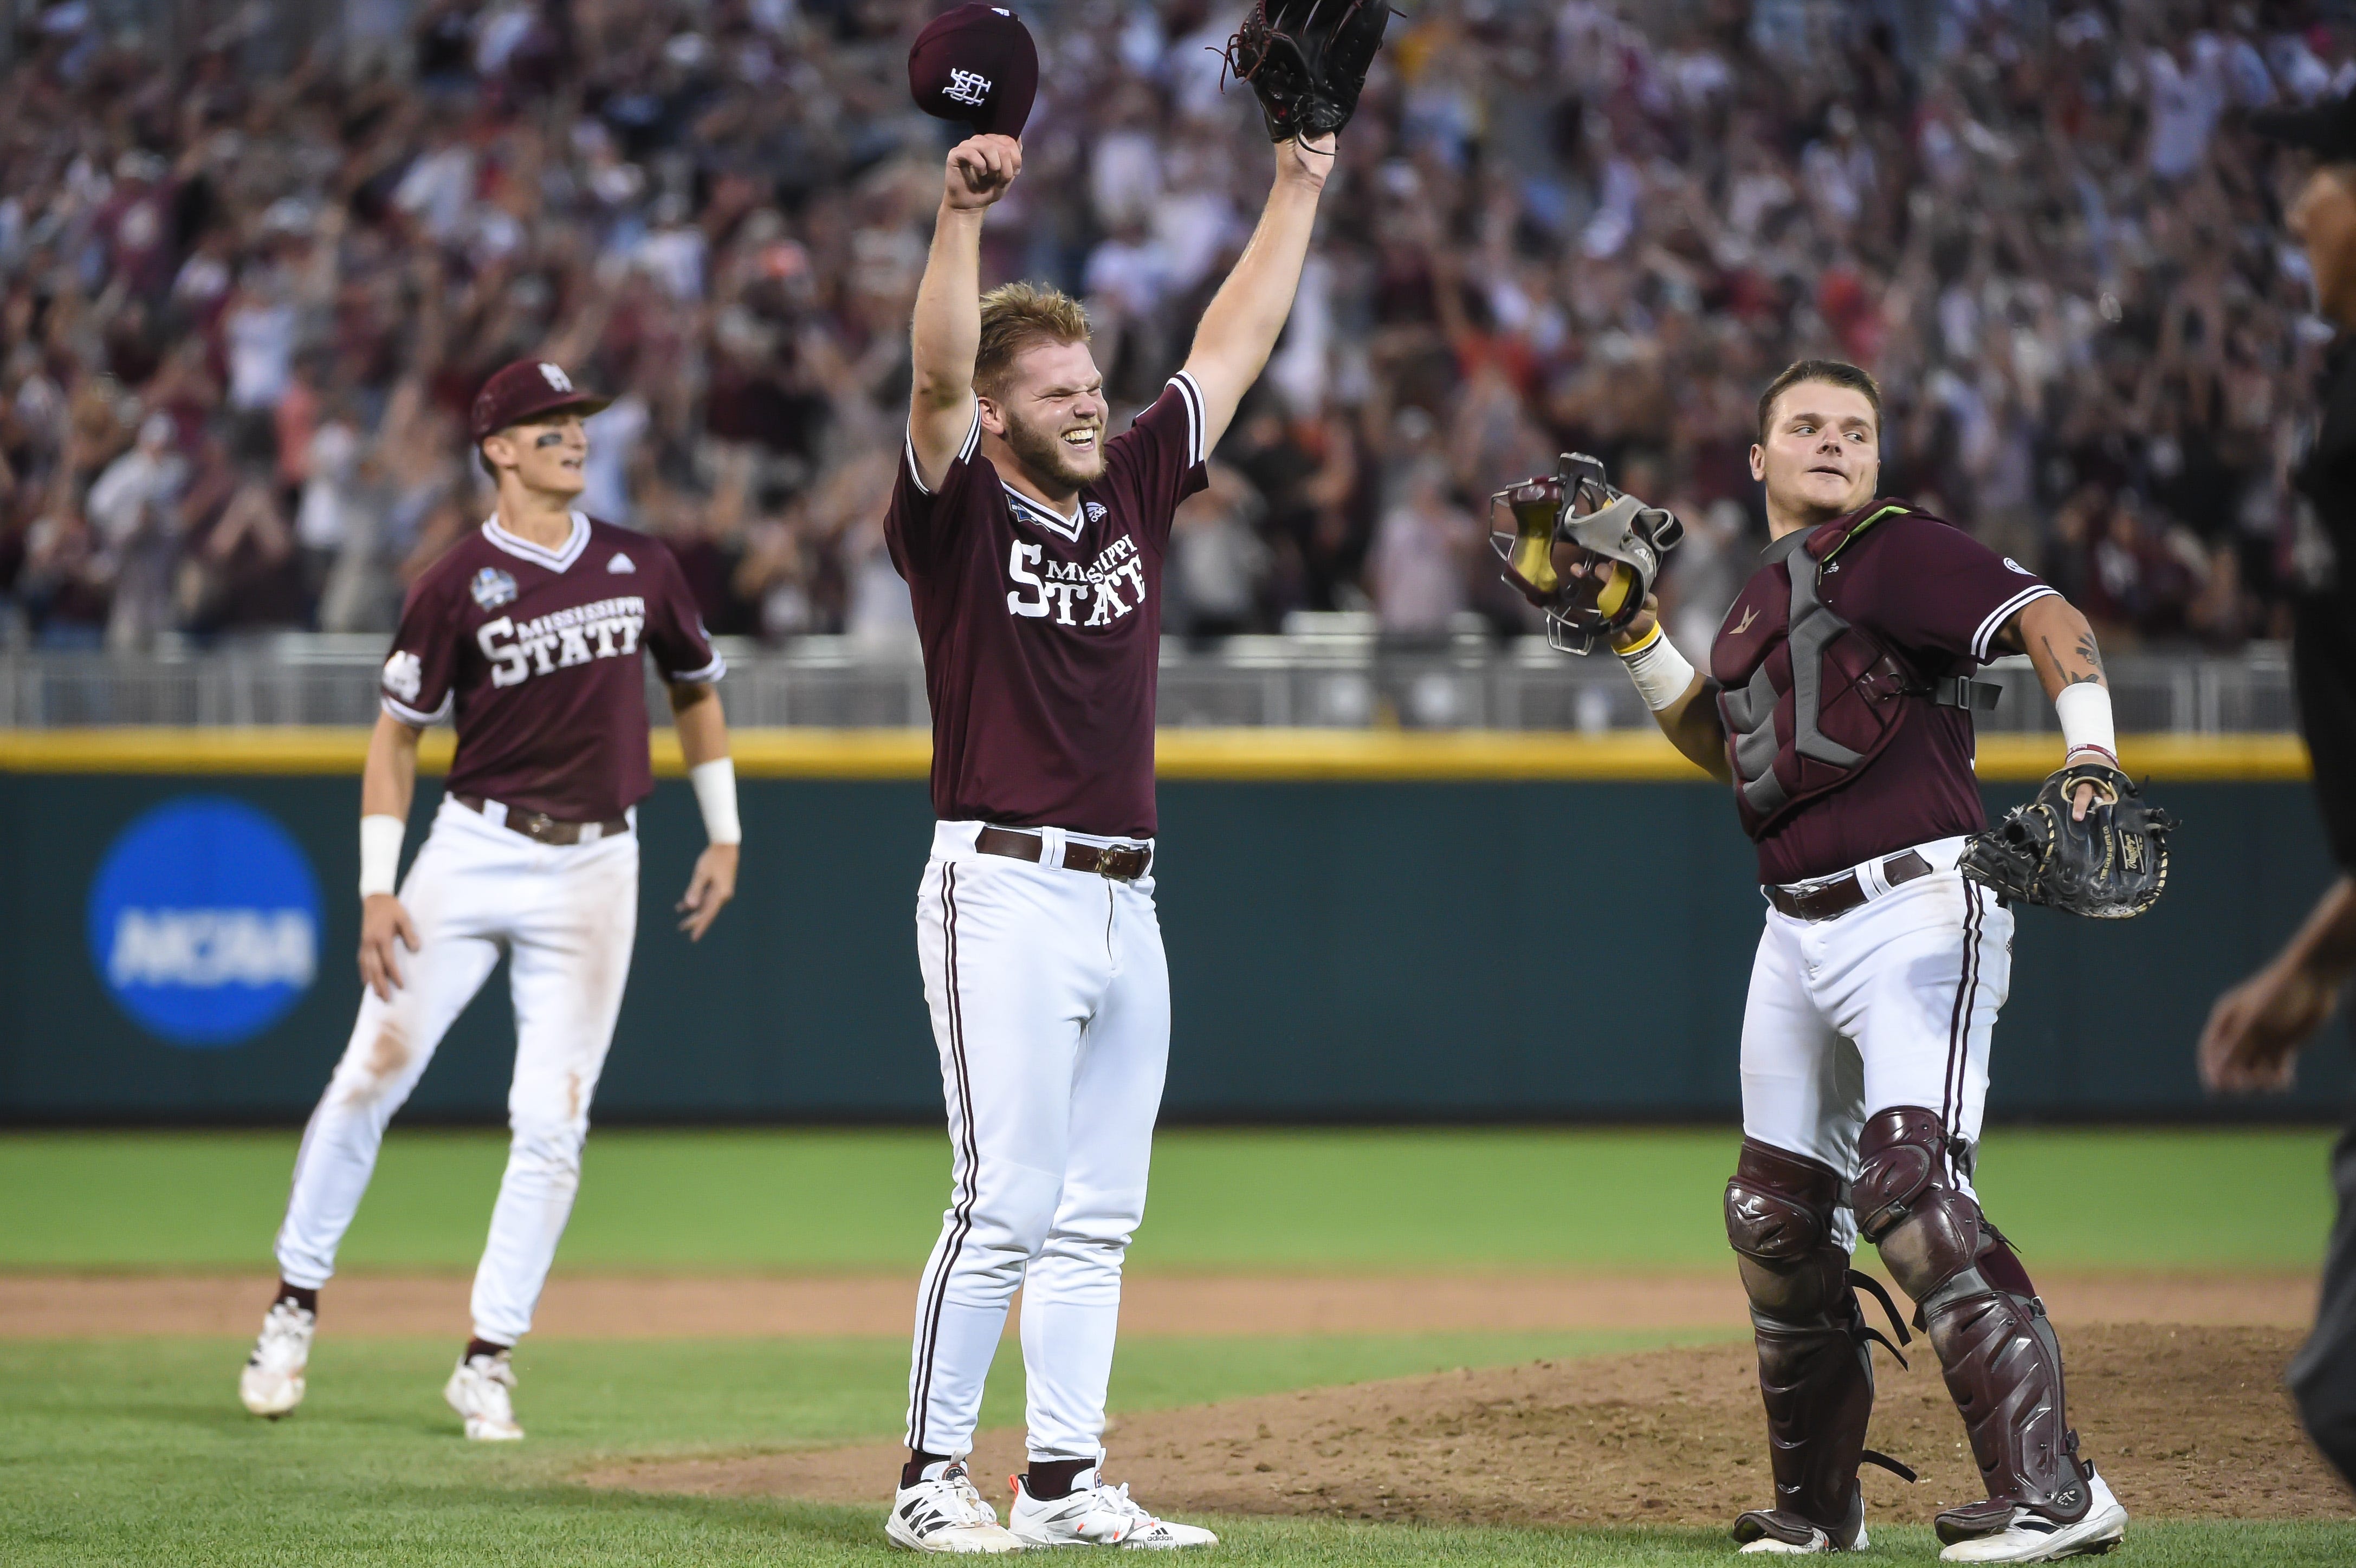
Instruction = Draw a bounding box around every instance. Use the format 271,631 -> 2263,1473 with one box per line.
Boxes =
909,4 -> 1037,139
469,360 -> 612,443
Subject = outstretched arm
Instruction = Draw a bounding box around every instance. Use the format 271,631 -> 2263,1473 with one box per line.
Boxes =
1610,599 -> 1730,780
1179,135 -> 1334,452
908,134 -> 1021,489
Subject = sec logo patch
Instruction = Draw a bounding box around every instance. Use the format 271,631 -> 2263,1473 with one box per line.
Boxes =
86,798 -> 322,1048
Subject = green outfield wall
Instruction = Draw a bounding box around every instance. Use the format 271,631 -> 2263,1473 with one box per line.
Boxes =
0,729 -> 2342,1122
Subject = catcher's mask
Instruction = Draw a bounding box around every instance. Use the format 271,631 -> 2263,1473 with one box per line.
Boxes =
1490,452 -> 1683,655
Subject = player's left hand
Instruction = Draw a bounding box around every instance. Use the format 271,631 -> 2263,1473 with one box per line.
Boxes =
677,844 -> 739,941
2199,958 -> 2334,1093
1278,132 -> 1337,190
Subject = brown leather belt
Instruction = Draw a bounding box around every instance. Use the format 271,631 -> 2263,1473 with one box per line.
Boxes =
976,825 -> 1152,882
1766,850 -> 1933,922
455,794 -> 629,846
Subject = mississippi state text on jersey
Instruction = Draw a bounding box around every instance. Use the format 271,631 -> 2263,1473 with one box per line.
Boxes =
380,513 -> 723,821
886,373 -> 1209,838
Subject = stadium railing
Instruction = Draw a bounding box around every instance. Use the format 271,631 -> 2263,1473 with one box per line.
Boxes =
0,629 -> 2299,734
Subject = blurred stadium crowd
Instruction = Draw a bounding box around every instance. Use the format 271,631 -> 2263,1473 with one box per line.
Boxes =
0,0 -> 2346,655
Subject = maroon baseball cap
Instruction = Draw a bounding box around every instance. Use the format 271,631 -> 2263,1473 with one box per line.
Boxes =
908,4 -> 1037,139
469,360 -> 612,443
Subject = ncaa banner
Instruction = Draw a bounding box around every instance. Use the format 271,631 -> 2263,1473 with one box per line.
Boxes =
84,796 -> 323,1049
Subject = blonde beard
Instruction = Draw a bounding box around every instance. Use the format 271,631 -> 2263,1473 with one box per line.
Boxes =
1001,411 -> 1106,496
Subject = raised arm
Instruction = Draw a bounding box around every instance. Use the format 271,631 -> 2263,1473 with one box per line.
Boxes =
1609,599 -> 1730,779
908,134 -> 1021,490
1179,135 -> 1334,453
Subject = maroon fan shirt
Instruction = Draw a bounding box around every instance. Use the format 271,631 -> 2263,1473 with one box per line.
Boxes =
380,513 -> 723,822
886,373 -> 1209,838
1708,508 -> 2056,885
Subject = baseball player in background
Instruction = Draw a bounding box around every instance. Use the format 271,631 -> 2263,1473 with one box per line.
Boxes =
1603,361 -> 2132,1561
237,359 -> 743,1440
874,115 -> 1336,1561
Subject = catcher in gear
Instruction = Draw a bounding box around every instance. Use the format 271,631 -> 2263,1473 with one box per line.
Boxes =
1223,0 -> 1390,144
1571,359 -> 2138,1562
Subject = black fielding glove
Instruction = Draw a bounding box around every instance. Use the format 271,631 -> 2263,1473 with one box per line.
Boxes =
1223,0 -> 1391,142
1959,761 -> 2176,918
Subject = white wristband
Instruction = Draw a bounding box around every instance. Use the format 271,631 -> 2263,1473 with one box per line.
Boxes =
359,814 -> 405,898
689,757 -> 742,846
2053,683 -> 2117,763
1618,625 -> 1700,712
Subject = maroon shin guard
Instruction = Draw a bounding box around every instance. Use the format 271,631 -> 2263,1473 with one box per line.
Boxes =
1855,1109 -> 2093,1540
1724,1138 -> 1875,1543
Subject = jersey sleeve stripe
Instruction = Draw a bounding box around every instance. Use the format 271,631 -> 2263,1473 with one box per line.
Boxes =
381,691 -> 452,726
1169,372 -> 1206,468
667,651 -> 727,684
1970,584 -> 2059,662
903,410 -> 983,497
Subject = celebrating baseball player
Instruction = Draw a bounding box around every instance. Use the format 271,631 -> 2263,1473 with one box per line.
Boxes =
237,359 -> 743,1440
1498,360 -> 2171,1561
879,1 -> 1383,1552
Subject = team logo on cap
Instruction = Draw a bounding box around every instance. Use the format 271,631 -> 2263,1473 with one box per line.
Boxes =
945,67 -> 992,106
471,567 -> 519,610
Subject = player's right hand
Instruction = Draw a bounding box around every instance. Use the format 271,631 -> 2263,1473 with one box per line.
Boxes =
1607,593 -> 1661,653
944,134 -> 1021,211
358,893 -> 420,1001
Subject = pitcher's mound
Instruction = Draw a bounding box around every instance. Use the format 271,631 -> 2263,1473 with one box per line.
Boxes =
590,1324 -> 2351,1525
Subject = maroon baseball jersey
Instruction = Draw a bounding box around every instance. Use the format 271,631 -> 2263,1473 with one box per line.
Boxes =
380,513 -> 723,821
886,373 -> 1209,838
1710,507 -> 2055,885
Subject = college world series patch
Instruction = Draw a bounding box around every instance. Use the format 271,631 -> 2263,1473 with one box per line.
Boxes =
471,567 -> 519,610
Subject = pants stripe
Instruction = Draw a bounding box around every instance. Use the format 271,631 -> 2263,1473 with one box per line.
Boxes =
1939,884 -> 1984,1175
911,861 -> 979,1454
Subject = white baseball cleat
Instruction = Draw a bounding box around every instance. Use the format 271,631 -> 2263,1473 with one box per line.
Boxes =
238,1299 -> 315,1418
1008,1468 -> 1218,1548
1937,1466 -> 2127,1563
884,1460 -> 1024,1553
1731,1505 -> 1866,1554
443,1350 -> 525,1441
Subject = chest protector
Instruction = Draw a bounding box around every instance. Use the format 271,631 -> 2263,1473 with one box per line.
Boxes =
1716,504 -> 1999,841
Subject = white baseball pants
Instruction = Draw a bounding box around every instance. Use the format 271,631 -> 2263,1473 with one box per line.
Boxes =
904,820 -> 1171,1463
1739,835 -> 2015,1247
274,796 -> 638,1344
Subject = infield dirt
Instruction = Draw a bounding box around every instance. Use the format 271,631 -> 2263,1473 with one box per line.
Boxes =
591,1324 -> 2351,1527
0,1268 -> 2316,1336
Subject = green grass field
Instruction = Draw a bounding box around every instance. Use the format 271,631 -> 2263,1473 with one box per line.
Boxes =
2,1126 -> 2348,1564
0,1125 -> 2337,1272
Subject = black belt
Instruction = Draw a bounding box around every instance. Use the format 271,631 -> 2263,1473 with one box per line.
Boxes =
1766,850 -> 1933,921
455,794 -> 629,846
976,826 -> 1151,882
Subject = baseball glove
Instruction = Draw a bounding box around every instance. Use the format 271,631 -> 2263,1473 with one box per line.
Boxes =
1222,0 -> 1391,143
1958,760 -> 2176,918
